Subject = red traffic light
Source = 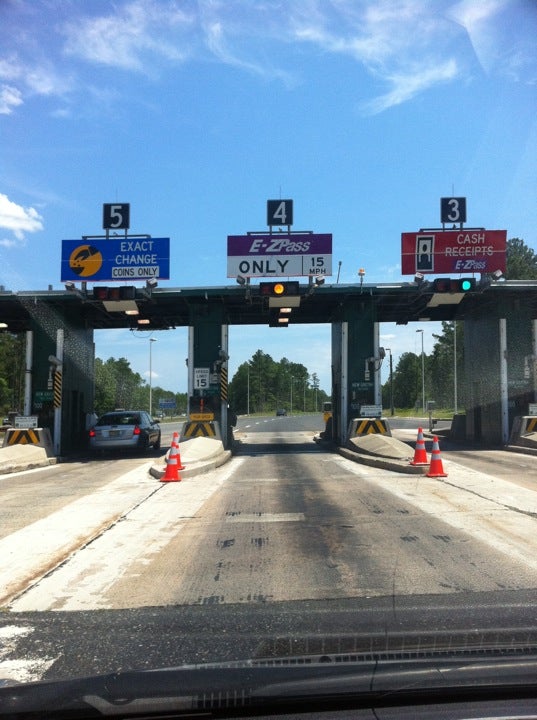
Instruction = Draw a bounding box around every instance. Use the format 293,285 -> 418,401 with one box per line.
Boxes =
259,281 -> 300,297
93,286 -> 136,301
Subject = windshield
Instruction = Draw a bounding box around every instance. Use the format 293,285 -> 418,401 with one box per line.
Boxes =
1,0 -> 537,716
96,413 -> 141,426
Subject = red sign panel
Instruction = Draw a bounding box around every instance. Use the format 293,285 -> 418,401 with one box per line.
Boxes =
401,230 -> 507,275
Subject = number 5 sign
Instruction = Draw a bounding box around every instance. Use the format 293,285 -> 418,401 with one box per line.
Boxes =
103,203 -> 130,230
267,199 -> 293,226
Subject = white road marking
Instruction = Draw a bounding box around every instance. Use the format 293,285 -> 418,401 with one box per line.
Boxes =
0,462 -> 158,605
10,459 -> 244,611
0,625 -> 57,683
337,456 -> 537,571
226,512 -> 305,522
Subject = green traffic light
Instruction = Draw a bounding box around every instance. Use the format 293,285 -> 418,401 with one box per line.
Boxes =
461,279 -> 473,291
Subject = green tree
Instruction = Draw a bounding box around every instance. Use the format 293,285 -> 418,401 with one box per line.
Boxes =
0,333 -> 25,414
429,321 -> 465,409
391,352 -> 422,409
94,357 -> 146,415
506,237 -> 537,279
229,350 -> 328,415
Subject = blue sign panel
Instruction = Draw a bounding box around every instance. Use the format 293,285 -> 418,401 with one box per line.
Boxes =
61,238 -> 170,282
159,400 -> 176,409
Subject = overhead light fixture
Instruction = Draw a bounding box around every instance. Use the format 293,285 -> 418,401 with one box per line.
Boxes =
65,281 -> 86,299
314,277 -> 325,286
0,322 -> 7,329
137,318 -> 150,325
125,309 -> 139,316
236,275 -> 247,286
146,278 -> 158,289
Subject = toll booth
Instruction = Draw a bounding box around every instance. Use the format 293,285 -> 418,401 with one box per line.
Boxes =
186,306 -> 233,448
331,296 -> 383,444
27,300 -> 95,455
464,308 -> 537,444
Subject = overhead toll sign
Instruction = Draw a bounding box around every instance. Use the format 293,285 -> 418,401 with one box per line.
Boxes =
401,230 -> 507,275
227,233 -> 332,278
61,238 -> 170,282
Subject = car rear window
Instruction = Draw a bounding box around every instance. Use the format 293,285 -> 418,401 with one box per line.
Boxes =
97,413 -> 140,426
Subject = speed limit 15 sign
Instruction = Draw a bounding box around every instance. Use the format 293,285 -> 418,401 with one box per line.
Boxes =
103,203 -> 130,230
267,199 -> 293,226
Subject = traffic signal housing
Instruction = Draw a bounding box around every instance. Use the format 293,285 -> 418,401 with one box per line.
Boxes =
432,278 -> 476,293
93,286 -> 136,301
259,281 -> 300,297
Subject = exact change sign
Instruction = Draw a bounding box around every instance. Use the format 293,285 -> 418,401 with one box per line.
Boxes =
227,233 -> 332,278
61,238 -> 170,282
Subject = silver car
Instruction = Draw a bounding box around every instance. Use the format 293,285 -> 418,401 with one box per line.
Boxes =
89,410 -> 161,453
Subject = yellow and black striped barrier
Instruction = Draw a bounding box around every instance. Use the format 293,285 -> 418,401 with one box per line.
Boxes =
181,421 -> 221,441
525,417 -> 537,433
3,427 -> 54,454
348,417 -> 391,437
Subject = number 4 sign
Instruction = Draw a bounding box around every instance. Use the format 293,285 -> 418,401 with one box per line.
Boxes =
267,199 -> 293,226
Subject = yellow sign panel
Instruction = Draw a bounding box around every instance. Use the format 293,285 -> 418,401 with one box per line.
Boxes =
189,412 -> 214,421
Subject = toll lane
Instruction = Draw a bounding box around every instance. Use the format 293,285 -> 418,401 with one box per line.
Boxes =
7,427 -> 537,613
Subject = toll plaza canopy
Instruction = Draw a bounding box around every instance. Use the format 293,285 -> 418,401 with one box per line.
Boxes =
1,280 -> 537,333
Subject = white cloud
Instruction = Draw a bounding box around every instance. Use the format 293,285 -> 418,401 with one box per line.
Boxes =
0,194 -> 44,242
361,59 -> 459,115
0,84 -> 23,114
62,0 -> 193,71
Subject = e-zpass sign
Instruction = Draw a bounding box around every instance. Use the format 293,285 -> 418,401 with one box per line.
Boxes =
227,233 -> 332,278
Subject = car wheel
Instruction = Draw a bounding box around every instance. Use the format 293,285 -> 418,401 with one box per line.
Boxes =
153,434 -> 161,451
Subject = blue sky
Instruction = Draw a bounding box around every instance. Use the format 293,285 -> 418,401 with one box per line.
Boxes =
1,0 -> 536,397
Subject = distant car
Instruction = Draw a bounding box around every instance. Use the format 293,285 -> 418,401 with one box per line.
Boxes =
89,410 -> 161,453
276,408 -> 287,416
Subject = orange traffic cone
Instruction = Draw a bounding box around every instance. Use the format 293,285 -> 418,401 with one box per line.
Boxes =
426,436 -> 447,477
160,451 -> 180,482
170,434 -> 185,470
410,427 -> 428,466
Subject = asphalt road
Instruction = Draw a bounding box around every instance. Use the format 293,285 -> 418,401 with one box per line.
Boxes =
1,414 -> 537,683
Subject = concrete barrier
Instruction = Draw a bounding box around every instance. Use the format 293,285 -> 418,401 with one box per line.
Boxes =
510,416 -> 537,447
3,427 -> 54,455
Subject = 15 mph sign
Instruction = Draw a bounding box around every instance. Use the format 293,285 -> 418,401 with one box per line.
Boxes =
401,230 -> 507,275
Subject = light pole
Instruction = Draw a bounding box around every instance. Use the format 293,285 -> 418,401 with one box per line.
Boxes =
385,347 -> 394,416
453,320 -> 458,414
247,363 -> 250,416
416,329 -> 425,414
149,338 -> 156,415
290,376 -> 294,414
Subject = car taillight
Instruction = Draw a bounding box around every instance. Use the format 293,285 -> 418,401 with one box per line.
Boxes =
89,428 -> 96,438
133,426 -> 141,436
